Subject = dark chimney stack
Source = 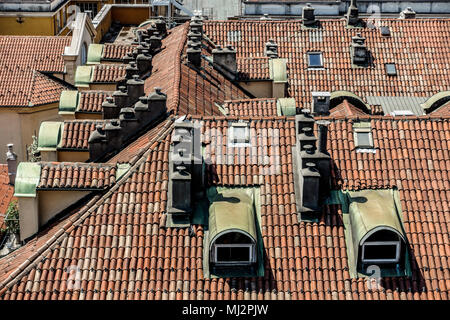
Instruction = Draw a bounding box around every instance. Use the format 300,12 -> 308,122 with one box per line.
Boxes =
113,86 -> 130,109
125,61 -> 139,79
126,75 -> 145,106
212,45 -> 237,80
351,33 -> 369,67
102,96 -> 120,119
88,125 -> 108,161
149,33 -> 162,53
155,17 -> 167,37
119,107 -> 139,140
302,3 -> 317,27
104,120 -> 122,152
136,50 -> 153,77
346,0 -> 361,27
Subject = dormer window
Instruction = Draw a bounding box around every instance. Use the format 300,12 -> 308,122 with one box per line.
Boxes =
307,52 -> 323,68
361,228 -> 402,264
343,189 -> 410,278
208,189 -> 258,271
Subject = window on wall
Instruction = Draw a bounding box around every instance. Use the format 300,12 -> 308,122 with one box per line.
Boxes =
76,2 -> 98,19
81,42 -> 88,65
55,13 -> 61,34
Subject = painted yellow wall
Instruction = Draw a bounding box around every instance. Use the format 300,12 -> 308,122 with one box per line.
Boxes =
0,16 -> 55,35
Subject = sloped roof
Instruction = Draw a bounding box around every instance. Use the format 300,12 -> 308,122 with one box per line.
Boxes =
0,36 -> 71,107
102,43 -> 135,61
1,114 -> 449,300
60,120 -> 108,150
91,64 -> 127,83
224,98 -> 278,117
0,20 -> 449,301
203,19 -> 450,107
77,91 -> 112,113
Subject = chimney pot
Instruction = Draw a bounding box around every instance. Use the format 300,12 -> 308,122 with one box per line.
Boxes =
6,144 -> 17,185
302,3 -> 317,26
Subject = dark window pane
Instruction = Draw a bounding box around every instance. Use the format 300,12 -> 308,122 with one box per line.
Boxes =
308,53 -> 322,67
217,247 -> 250,262
364,244 -> 397,260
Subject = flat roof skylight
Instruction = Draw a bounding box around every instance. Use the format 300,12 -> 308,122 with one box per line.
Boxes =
308,52 -> 323,68
385,63 -> 397,75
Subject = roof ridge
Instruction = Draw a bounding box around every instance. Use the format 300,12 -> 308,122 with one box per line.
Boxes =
0,118 -> 176,295
167,22 -> 189,112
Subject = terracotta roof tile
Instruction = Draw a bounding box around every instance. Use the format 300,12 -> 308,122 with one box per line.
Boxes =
224,98 -> 278,117
0,36 -> 71,107
91,64 -> 126,83
77,91 -> 112,113
203,19 -> 450,107
330,99 -> 368,118
37,162 -> 116,190
60,120 -> 106,150
237,57 -> 270,81
102,43 -> 134,61
2,115 -> 448,300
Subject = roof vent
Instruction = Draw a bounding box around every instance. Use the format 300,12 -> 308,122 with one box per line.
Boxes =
400,7 -> 416,19
351,33 -> 369,67
264,39 -> 278,58
346,0 -> 361,27
6,144 -> 17,185
302,3 -> 317,27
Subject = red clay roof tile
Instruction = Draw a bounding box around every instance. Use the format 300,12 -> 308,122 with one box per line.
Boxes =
0,36 -> 71,107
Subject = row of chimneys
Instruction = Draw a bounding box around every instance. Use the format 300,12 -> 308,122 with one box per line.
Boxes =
88,20 -> 171,161
89,83 -> 167,161
295,109 -> 331,213
301,1 -> 416,28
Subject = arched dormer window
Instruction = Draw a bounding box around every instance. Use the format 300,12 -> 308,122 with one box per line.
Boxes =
360,227 -> 404,264
211,230 -> 256,265
208,190 -> 257,268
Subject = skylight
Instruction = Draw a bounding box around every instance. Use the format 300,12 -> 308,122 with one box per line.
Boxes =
380,26 -> 391,36
353,122 -> 373,149
307,52 -> 323,68
228,123 -> 251,146
385,63 -> 397,75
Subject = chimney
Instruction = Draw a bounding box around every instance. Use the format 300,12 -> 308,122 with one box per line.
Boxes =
122,53 -> 134,65
190,20 -> 203,34
126,75 -> 145,106
400,7 -> 416,19
212,45 -> 237,80
300,162 -> 321,211
167,120 -> 203,219
187,41 -> 202,67
316,120 -> 330,155
149,33 -> 162,52
104,120 -> 122,153
136,43 -> 149,55
295,113 -> 331,214
187,31 -> 202,43
302,3 -> 317,27
88,125 -> 108,161
351,33 -> 369,67
119,107 -> 139,140
155,17 -> 167,37
136,51 -> 152,77
113,86 -> 130,109
102,96 -> 120,119
148,87 -> 167,115
6,144 -> 17,185
311,92 -> 331,115
126,61 -> 139,79
146,25 -> 157,38
264,39 -> 278,58
346,0 -> 361,27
